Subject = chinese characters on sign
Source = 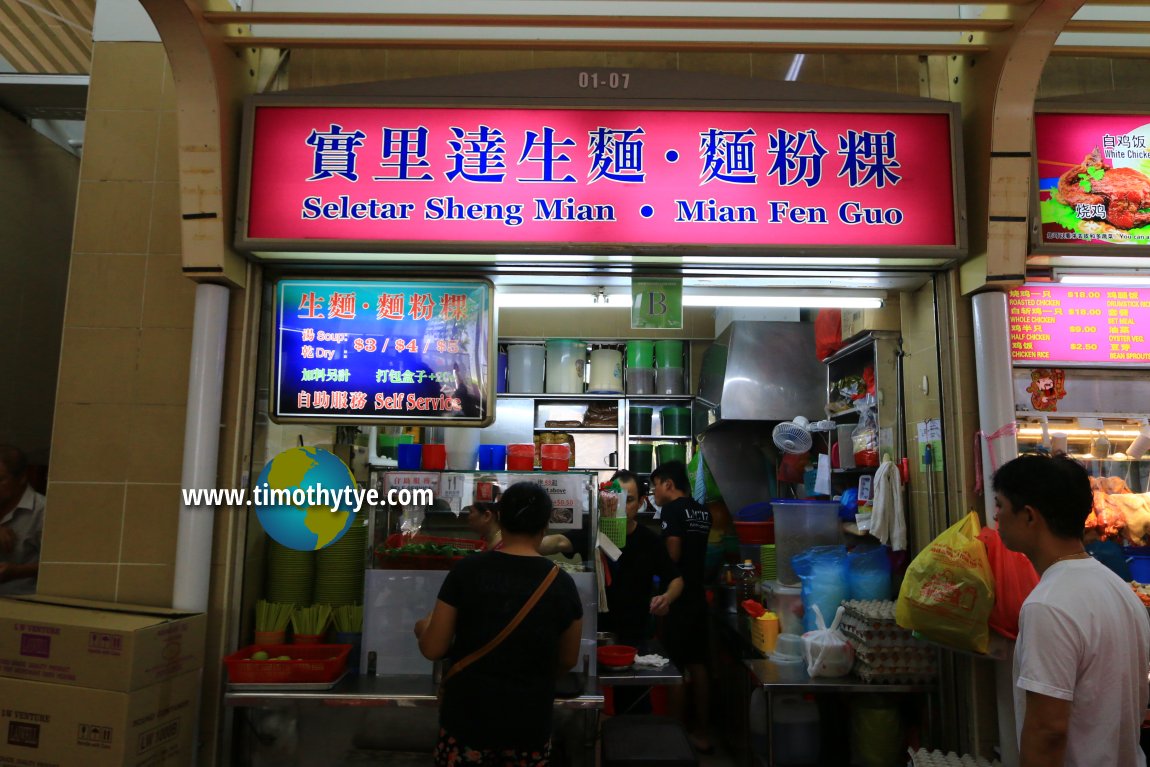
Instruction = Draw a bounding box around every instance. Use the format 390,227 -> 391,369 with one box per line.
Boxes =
242,106 -> 956,249
1008,285 -> 1150,365
274,279 -> 494,423
1036,113 -> 1150,246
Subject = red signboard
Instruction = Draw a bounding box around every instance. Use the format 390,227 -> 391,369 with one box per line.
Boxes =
1008,284 -> 1150,366
238,105 -> 958,253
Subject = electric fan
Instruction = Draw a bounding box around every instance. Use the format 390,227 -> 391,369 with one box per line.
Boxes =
771,418 -> 813,454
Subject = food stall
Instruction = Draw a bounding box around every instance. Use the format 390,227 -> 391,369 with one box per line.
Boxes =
218,66 -> 966,764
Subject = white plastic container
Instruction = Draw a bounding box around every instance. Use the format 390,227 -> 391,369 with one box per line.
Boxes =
771,694 -> 820,765
507,344 -> 545,393
545,339 -> 586,394
772,500 -> 842,585
766,582 -> 804,635
444,428 -> 481,471
588,348 -> 623,393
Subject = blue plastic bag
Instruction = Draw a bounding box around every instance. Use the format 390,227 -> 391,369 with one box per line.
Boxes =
793,545 -> 849,633
848,545 -> 892,600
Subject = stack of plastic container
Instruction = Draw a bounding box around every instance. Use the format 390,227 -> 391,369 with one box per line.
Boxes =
909,749 -> 1000,767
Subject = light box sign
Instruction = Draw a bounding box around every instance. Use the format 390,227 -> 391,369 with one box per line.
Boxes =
239,105 -> 958,253
1008,284 -> 1150,366
1036,113 -> 1150,247
272,278 -> 495,424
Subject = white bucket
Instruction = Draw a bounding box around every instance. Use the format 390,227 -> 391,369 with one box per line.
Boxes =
445,428 -> 481,470
588,349 -> 623,393
507,344 -> 545,393
545,339 -> 586,394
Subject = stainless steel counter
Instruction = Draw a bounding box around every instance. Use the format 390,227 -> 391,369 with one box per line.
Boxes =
224,673 -> 604,708
745,659 -> 937,693
598,662 -> 682,687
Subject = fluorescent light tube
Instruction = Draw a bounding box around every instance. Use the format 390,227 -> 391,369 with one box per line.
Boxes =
1057,274 -> 1150,286
683,294 -> 883,308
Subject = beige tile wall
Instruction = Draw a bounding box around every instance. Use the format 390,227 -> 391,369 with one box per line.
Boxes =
0,111 -> 78,465
40,41 -> 196,605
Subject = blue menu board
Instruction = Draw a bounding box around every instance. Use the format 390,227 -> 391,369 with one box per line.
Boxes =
272,278 -> 494,424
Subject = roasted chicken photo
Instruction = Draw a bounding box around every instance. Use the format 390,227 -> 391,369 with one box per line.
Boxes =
1054,148 -> 1150,230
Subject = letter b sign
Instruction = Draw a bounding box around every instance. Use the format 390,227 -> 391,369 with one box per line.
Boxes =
631,279 -> 682,329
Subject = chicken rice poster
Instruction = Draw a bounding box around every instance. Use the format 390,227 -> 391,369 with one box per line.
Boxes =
1037,113 -> 1150,246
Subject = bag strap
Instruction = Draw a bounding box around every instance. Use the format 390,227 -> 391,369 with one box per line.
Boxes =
443,564 -> 560,684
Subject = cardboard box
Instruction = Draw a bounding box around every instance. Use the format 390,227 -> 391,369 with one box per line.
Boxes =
0,596 -> 205,692
0,669 -> 198,767
841,294 -> 901,342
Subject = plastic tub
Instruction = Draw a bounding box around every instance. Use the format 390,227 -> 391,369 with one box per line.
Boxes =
507,344 -> 545,393
656,443 -> 686,466
766,582 -> 804,635
629,406 -> 653,434
767,654 -> 807,683
628,443 -> 653,473
772,500 -> 843,585
626,340 -> 655,368
478,444 -> 506,471
421,444 -> 447,471
656,367 -> 685,395
1129,549 -> 1150,582
396,443 -> 422,470
540,443 -> 571,471
661,406 -> 691,436
654,339 -> 684,368
626,367 -> 655,395
444,428 -> 480,471
773,632 -> 804,659
588,349 -> 623,393
507,443 -> 536,471
545,339 -> 586,394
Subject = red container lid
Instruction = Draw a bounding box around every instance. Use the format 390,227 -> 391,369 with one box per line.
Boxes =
508,443 -> 535,456
540,443 -> 570,458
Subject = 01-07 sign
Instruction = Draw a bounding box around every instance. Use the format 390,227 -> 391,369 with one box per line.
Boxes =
272,278 -> 495,425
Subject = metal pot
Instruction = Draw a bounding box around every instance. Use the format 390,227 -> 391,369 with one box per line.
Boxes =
596,631 -> 616,646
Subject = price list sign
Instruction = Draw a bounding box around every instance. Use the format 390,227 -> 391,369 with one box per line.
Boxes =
1008,284 -> 1150,366
272,277 -> 495,424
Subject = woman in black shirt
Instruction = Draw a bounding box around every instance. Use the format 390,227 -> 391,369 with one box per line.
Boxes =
415,481 -> 584,766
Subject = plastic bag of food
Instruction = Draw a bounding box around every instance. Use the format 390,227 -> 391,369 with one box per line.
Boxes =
852,408 -> 879,468
896,511 -> 994,654
802,604 -> 854,678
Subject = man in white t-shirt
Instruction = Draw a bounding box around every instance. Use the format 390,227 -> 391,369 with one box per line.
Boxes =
993,454 -> 1150,767
0,446 -> 44,596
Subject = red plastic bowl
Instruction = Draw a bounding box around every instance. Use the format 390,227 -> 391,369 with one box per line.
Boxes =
597,644 -> 637,668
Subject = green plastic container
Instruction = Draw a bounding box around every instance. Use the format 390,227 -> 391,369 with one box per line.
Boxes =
378,433 -> 414,459
661,406 -> 691,436
654,339 -> 684,368
656,443 -> 687,466
628,443 -> 654,473
629,406 -> 653,435
626,340 -> 655,368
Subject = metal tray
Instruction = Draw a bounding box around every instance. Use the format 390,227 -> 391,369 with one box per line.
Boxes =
227,670 -> 349,692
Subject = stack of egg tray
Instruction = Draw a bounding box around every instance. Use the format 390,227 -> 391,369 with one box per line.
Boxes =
909,748 -> 1000,767
840,600 -> 937,684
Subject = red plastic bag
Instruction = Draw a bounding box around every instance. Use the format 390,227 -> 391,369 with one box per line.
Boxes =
815,309 -> 843,360
977,527 -> 1039,640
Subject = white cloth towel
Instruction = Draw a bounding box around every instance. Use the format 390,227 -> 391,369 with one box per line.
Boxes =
634,654 -> 669,669
870,457 -> 906,551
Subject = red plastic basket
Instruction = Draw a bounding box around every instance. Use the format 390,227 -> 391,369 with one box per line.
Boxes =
224,643 -> 351,684
374,533 -> 485,570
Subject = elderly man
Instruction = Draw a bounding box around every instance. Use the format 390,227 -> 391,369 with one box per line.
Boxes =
0,445 -> 44,596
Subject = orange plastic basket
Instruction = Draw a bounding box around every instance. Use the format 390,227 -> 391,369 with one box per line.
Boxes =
224,643 -> 351,684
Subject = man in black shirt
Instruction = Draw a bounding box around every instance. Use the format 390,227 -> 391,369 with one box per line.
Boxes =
541,470 -> 683,644
651,459 -> 713,754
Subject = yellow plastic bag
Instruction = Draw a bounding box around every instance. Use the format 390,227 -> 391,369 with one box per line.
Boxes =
896,511 -> 995,654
